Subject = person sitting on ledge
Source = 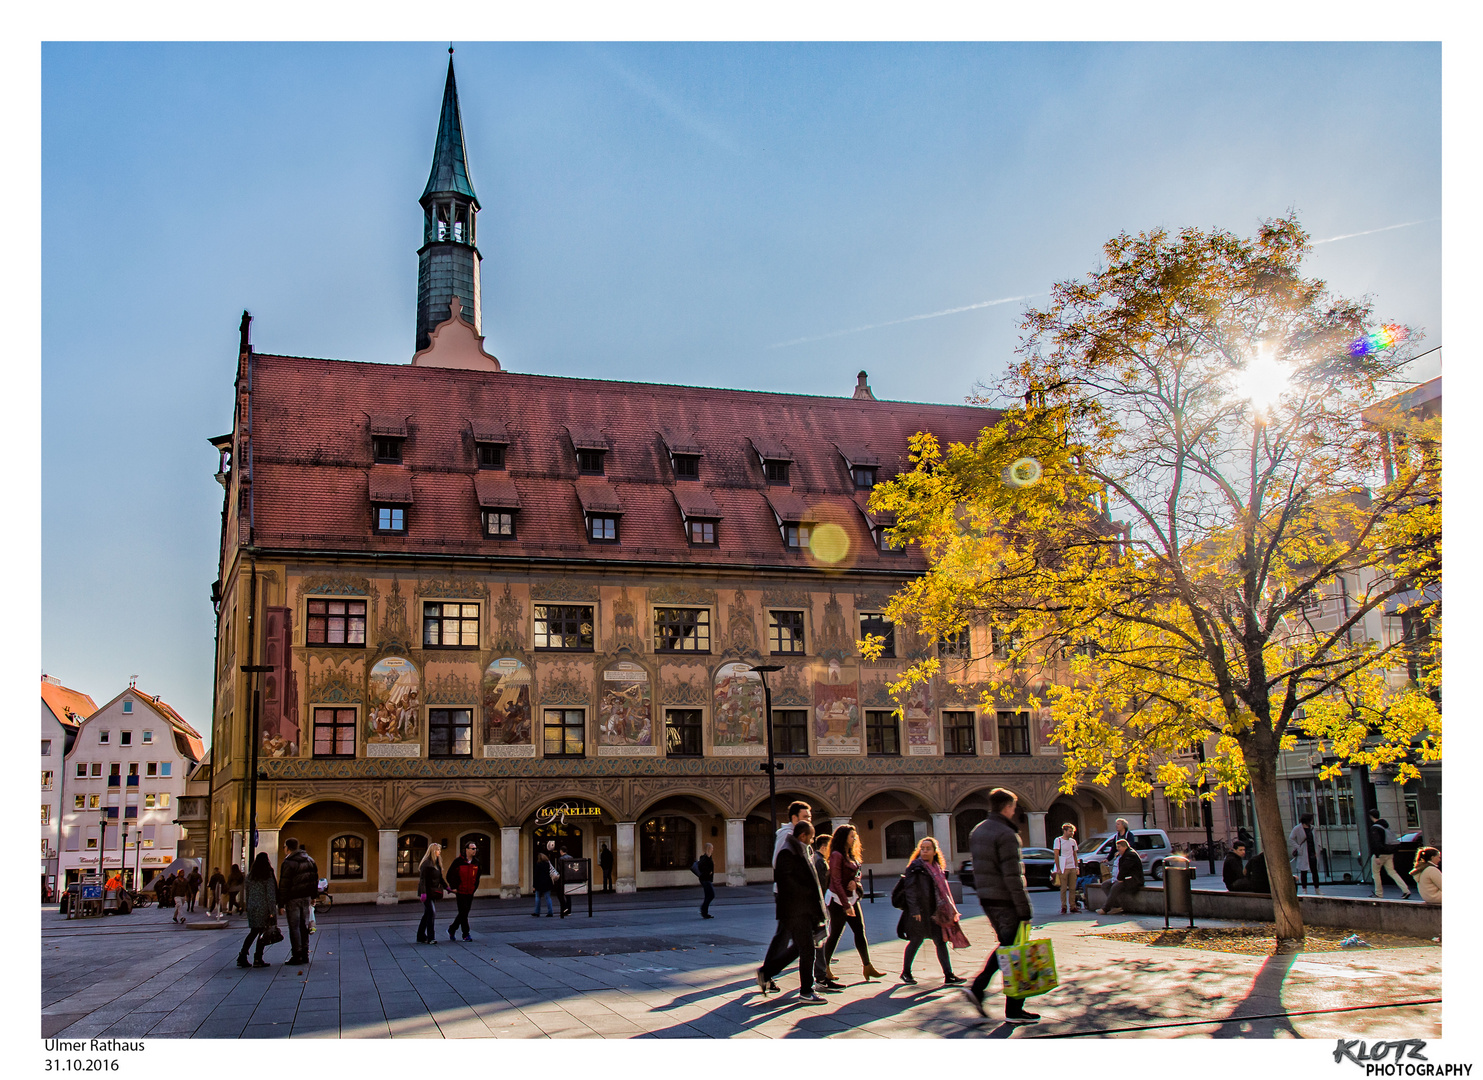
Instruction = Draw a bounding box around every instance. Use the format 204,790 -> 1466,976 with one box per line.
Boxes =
1223,840 -> 1254,891
1241,849 -> 1271,895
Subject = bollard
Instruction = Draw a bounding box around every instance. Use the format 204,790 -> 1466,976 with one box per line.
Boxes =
868,868 -> 874,903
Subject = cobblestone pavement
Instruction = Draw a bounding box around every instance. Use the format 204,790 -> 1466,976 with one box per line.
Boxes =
40,886 -> 1440,1039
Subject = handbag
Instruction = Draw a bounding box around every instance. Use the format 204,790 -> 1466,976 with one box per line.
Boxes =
997,922 -> 1058,998
890,874 -> 909,909
262,920 -> 284,946
548,864 -> 560,884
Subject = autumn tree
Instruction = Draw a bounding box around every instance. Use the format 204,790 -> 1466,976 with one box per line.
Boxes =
865,217 -> 1440,944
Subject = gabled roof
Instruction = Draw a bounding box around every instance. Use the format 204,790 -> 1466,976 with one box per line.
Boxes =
420,56 -> 479,206
129,689 -> 205,763
243,354 -> 996,569
41,677 -> 96,731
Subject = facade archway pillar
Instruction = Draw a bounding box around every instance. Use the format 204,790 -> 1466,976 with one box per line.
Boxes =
615,821 -> 637,893
257,828 -> 280,872
724,818 -> 747,887
376,829 -> 398,904
930,813 -> 953,864
500,826 -> 522,898
1027,811 -> 1048,849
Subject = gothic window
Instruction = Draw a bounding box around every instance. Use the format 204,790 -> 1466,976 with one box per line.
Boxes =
640,816 -> 696,872
397,834 -> 429,877
423,602 -> 479,648
770,610 -> 806,654
533,605 -> 593,651
307,599 -> 367,646
330,835 -> 364,879
654,608 -> 710,653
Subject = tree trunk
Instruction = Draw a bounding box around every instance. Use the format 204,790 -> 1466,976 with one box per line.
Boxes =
1244,738 -> 1304,946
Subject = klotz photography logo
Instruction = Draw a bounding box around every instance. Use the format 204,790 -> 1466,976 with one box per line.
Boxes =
1333,1040 -> 1470,1076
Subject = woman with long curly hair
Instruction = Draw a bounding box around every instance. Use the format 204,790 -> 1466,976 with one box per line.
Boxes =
823,824 -> 886,981
416,843 -> 447,944
898,836 -> 969,984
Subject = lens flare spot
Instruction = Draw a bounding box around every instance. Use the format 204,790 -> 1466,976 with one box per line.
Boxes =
1348,323 -> 1409,357
809,522 -> 850,564
1004,457 -> 1042,487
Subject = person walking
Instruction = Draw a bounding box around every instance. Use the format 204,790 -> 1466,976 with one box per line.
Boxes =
1368,809 -> 1412,899
185,866 -> 202,913
556,846 -> 574,917
899,837 -> 967,986
156,871 -> 174,910
444,841 -> 482,941
207,867 -> 226,916
172,869 -> 192,923
756,800 -> 812,994
807,833 -> 846,991
1412,847 -> 1441,904
1052,823 -> 1080,914
599,843 -> 614,893
1097,837 -> 1144,914
1289,814 -> 1320,893
532,851 -> 556,916
756,820 -> 828,1003
277,837 -> 319,963
236,853 -> 279,968
414,843 -> 446,944
696,842 -> 716,918
823,824 -> 886,982
963,787 -> 1040,1024
225,864 -> 244,914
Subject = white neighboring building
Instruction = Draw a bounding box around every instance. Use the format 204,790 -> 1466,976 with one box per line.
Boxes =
42,676 -> 97,897
59,684 -> 204,888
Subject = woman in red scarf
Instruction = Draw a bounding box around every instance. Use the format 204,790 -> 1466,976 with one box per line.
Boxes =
899,836 -> 969,984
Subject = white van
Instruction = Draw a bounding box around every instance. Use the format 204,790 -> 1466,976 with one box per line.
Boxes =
1077,829 -> 1190,880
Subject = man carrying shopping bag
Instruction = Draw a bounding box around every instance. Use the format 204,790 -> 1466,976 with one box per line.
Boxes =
963,788 -> 1046,1024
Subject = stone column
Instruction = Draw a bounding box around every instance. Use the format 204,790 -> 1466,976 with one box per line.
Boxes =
501,826 -> 522,898
1027,811 -> 1048,849
376,829 -> 399,904
616,821 -> 637,893
931,813 -> 953,864
231,830 -> 244,870
724,818 -> 747,887
257,828 -> 281,872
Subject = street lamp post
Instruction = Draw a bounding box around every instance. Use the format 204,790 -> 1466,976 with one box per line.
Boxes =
241,663 -> 275,868
748,665 -> 784,830
1195,741 -> 1216,876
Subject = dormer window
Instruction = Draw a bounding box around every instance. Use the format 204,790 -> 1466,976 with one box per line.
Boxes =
673,454 -> 700,480
853,466 -> 878,490
483,510 -> 516,538
588,514 -> 619,542
478,443 -> 505,469
785,523 -> 812,550
577,448 -> 605,475
373,436 -> 403,464
688,520 -> 717,545
765,460 -> 790,485
374,505 -> 407,534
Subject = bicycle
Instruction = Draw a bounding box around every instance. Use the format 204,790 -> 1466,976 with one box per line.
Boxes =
313,891 -> 333,912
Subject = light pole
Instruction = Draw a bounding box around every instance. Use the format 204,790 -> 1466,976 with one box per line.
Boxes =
98,811 -> 109,881
747,665 -> 784,830
1195,741 -> 1216,876
133,823 -> 142,890
242,663 -> 275,868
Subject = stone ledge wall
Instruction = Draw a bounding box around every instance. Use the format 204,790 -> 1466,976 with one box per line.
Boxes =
1084,883 -> 1441,938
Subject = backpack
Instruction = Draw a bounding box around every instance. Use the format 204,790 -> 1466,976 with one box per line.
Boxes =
890,873 -> 910,909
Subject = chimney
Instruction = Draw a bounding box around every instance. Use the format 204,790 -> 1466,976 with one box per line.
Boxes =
853,371 -> 876,401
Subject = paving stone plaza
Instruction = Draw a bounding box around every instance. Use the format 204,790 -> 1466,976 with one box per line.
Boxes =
41,884 -> 1440,1040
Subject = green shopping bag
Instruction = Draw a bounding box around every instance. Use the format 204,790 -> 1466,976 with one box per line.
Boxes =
998,921 -> 1059,998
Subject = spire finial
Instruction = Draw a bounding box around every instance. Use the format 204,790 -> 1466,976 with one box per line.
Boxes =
449,43 -> 454,56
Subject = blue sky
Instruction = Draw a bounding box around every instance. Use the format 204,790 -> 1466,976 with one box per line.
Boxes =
40,41 -> 1441,737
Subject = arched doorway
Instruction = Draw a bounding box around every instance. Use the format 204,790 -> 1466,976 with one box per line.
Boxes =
1046,798 -> 1081,838
279,800 -> 379,902
635,794 -> 727,888
399,799 -> 501,898
851,790 -> 931,870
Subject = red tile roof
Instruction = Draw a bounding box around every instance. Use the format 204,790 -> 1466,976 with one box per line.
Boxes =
473,473 -> 522,508
131,690 -> 206,763
244,355 -> 998,569
368,465 -> 415,504
41,678 -> 97,730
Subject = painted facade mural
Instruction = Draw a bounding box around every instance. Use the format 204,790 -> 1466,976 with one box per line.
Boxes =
366,656 -> 420,755
813,661 -> 861,755
903,681 -> 937,755
597,660 -> 654,755
1037,707 -> 1059,755
482,657 -> 534,757
712,661 -> 765,754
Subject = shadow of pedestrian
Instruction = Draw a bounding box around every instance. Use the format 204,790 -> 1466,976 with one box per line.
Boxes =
1208,951 -> 1300,1038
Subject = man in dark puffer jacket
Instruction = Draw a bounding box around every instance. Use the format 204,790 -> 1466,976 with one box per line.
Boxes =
277,838 -> 319,964
964,787 -> 1039,1024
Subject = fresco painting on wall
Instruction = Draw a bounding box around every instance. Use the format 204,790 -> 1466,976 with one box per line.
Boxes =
366,657 -> 420,743
903,680 -> 936,755
598,661 -> 654,755
713,661 -> 765,754
813,661 -> 861,755
482,657 -> 534,756
1037,707 -> 1060,755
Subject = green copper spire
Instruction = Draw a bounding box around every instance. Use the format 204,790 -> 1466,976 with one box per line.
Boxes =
421,53 -> 479,206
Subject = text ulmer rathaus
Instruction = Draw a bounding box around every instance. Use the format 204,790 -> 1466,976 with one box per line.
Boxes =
207,56 -> 1133,902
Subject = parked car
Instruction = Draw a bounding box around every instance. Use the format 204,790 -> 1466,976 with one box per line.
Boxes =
957,847 -> 1059,891
1077,829 -> 1192,881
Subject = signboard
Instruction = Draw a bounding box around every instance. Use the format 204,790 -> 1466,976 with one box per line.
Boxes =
80,885 -> 103,899
538,804 -> 603,818
562,858 -> 590,893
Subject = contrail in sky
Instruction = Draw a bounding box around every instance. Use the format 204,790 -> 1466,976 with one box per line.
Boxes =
769,293 -> 1040,349
1312,218 -> 1439,245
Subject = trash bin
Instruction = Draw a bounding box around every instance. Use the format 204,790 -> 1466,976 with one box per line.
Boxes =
1163,857 -> 1195,928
